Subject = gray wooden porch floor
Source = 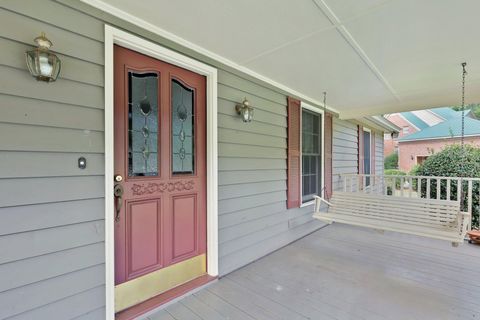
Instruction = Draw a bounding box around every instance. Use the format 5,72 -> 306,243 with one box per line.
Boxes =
143,224 -> 480,320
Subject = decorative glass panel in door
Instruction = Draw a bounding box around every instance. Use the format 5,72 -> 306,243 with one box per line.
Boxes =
128,72 -> 159,177
171,79 -> 195,174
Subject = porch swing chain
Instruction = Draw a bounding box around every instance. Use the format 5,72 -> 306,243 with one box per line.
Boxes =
460,62 -> 467,212
461,62 -> 467,151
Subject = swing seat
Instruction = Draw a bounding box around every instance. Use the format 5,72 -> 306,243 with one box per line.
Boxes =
313,192 -> 470,245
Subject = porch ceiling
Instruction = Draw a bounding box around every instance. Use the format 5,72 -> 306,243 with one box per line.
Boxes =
88,0 -> 480,118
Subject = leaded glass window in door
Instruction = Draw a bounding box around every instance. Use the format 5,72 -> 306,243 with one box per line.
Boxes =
172,79 -> 195,174
128,72 -> 159,177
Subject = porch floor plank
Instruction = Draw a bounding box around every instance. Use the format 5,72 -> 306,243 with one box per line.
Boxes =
144,224 -> 480,320
147,309 -> 175,320
164,302 -> 202,320
178,295 -> 225,320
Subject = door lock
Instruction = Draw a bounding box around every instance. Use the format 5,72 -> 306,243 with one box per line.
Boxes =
115,175 -> 123,182
114,184 -> 124,222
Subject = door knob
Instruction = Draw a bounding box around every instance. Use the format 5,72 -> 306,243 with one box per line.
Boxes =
115,175 -> 123,182
114,184 -> 124,222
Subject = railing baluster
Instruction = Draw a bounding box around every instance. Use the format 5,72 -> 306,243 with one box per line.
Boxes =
457,178 -> 461,201
436,178 -> 440,200
468,179 -> 473,214
384,176 -> 388,195
400,177 -> 404,197
447,179 -> 451,201
426,178 -> 431,199
408,177 -> 412,197
417,178 -> 421,198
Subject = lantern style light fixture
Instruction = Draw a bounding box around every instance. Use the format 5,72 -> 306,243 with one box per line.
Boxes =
235,97 -> 254,122
25,32 -> 61,82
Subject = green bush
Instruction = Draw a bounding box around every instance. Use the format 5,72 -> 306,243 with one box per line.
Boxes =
384,153 -> 399,169
414,144 -> 480,229
409,164 -> 421,176
384,169 -> 406,176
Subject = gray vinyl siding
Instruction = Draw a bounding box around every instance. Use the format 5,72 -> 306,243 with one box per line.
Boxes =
331,122 -> 385,193
332,118 -> 359,192
216,71 -> 324,275
0,1 -> 105,319
375,131 -> 384,174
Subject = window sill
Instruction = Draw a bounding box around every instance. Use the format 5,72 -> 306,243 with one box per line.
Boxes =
301,200 -> 315,208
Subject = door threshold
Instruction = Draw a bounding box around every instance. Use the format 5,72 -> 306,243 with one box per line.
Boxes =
115,274 -> 216,320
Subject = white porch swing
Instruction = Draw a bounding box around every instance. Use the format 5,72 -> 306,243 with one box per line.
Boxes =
313,63 -> 471,246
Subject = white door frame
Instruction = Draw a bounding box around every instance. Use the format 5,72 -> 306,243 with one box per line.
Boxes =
104,25 -> 218,320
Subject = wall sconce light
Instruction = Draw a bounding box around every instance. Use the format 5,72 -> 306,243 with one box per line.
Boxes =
25,32 -> 61,82
235,98 -> 254,122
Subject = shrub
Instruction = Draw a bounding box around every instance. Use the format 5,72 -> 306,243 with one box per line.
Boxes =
414,144 -> 480,229
384,153 -> 398,169
409,164 -> 421,176
384,169 -> 406,176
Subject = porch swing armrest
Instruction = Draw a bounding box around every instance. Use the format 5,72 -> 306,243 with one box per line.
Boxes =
459,211 -> 471,236
314,195 -> 333,212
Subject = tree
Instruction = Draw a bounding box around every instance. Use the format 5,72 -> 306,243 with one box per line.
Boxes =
451,103 -> 480,118
414,144 -> 480,229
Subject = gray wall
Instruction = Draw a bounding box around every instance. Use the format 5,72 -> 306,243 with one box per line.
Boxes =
332,118 -> 359,192
331,119 -> 385,192
0,0 -> 385,318
216,72 -> 324,275
0,1 -> 106,319
375,131 -> 384,174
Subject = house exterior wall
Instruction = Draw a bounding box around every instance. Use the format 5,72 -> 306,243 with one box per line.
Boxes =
398,137 -> 480,172
384,132 -> 395,156
384,113 -> 418,156
0,1 -> 385,318
331,120 -> 384,192
375,131 -> 384,174
0,2 -> 106,319
332,118 -> 358,192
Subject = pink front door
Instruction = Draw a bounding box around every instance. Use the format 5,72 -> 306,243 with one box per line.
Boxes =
113,45 -> 207,309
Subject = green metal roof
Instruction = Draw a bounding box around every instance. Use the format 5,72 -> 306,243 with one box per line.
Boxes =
399,116 -> 480,141
429,107 -> 460,120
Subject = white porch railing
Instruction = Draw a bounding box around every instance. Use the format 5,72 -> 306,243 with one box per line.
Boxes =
339,174 -> 480,230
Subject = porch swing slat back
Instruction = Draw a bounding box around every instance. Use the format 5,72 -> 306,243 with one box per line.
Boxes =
313,191 -> 470,244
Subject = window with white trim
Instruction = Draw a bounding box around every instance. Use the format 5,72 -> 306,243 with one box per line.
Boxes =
301,109 -> 323,203
363,128 -> 372,186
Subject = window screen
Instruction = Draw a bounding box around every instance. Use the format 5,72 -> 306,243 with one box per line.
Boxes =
302,110 -> 322,202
